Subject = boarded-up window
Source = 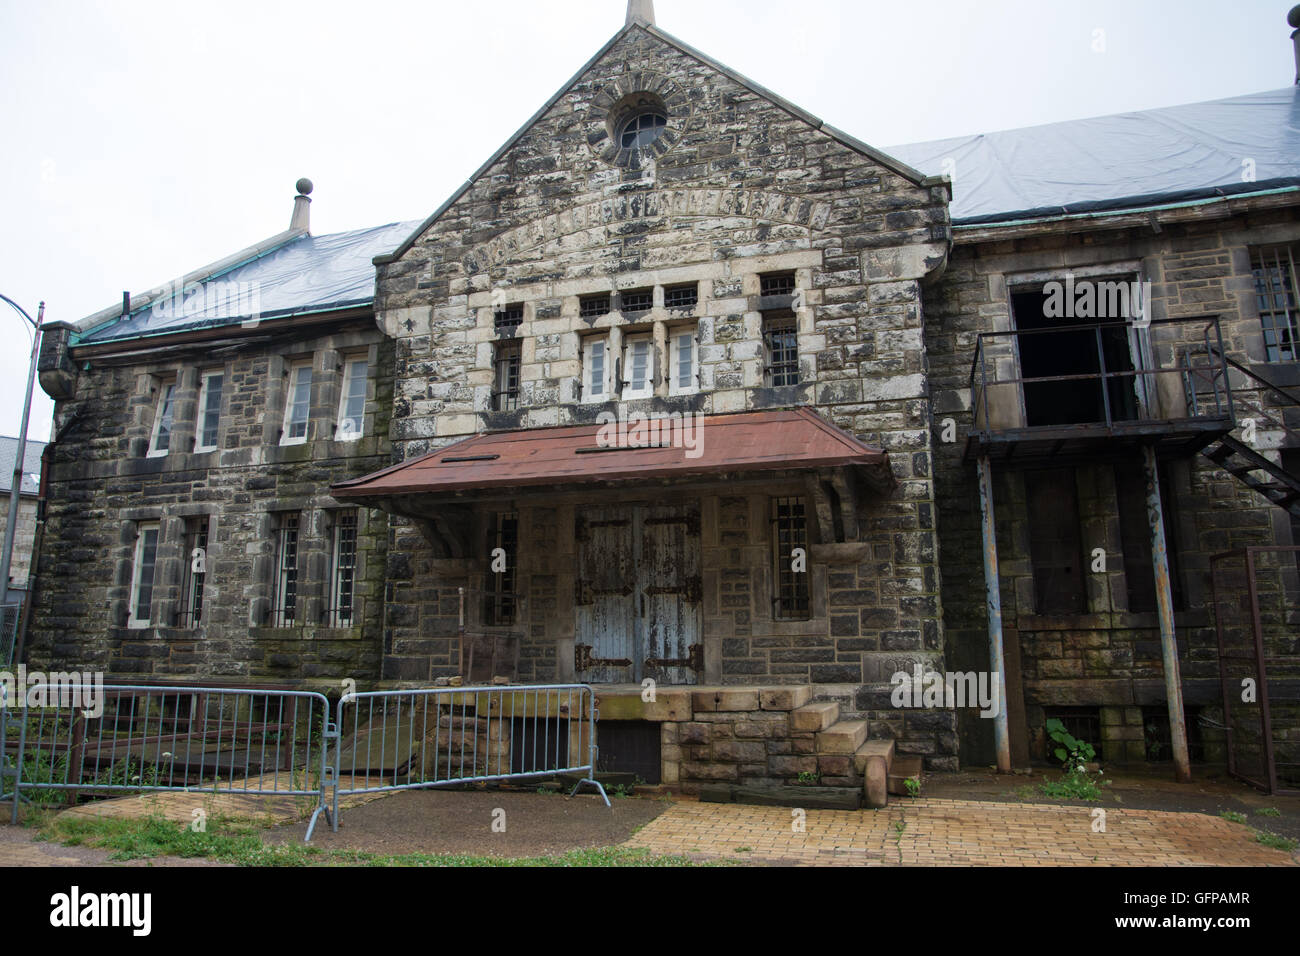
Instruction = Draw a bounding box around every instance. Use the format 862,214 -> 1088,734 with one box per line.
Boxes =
1116,462 -> 1185,612
1026,469 -> 1086,614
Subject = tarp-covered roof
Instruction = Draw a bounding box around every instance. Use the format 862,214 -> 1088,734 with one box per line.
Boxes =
79,220 -> 419,345
886,86 -> 1300,224
0,437 -> 46,496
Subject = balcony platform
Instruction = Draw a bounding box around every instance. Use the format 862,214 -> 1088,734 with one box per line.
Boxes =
963,415 -> 1234,466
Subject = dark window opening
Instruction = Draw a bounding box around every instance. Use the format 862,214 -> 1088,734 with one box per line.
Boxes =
760,272 -> 797,297
1116,461 -> 1186,612
764,313 -> 799,387
1011,286 -> 1139,427
1026,469 -> 1087,614
178,517 -> 208,628
494,304 -> 523,333
510,715 -> 574,774
595,720 -> 662,784
1043,707 -> 1100,762
1251,245 -> 1298,363
492,341 -> 521,412
619,289 -> 653,314
484,512 -> 518,627
1142,706 -> 1205,763
579,294 -> 610,319
771,496 -> 810,620
664,283 -> 698,310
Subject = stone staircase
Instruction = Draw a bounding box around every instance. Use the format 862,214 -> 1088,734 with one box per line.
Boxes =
790,696 -> 922,808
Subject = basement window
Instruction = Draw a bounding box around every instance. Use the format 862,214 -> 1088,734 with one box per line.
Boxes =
128,521 -> 160,629
281,361 -> 312,445
147,379 -> 177,457
1025,469 -> 1087,614
1251,245 -> 1299,363
492,340 -> 521,412
771,496 -> 811,621
193,370 -> 224,453
1042,707 -> 1099,761
1142,706 -> 1205,763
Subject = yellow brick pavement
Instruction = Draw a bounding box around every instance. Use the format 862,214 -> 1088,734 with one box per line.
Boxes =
621,797 -> 1299,866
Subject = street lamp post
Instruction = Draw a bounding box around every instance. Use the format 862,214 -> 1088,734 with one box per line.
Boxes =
0,294 -> 44,617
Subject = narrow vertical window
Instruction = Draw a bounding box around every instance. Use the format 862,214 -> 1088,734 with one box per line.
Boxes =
764,314 -> 799,387
328,509 -> 358,627
281,361 -> 312,445
669,327 -> 698,395
194,371 -> 224,452
771,497 -> 810,620
484,512 -> 518,627
272,512 -> 300,627
622,335 -> 654,399
180,517 -> 209,627
584,337 -> 609,402
129,522 -> 160,628
335,357 -> 368,440
492,341 -> 522,411
148,381 -> 177,457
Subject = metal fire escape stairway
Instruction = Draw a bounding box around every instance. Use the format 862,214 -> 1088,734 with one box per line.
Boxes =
1195,345 -> 1300,517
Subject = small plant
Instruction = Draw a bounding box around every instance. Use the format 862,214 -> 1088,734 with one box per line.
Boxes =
1254,831 -> 1298,853
536,785 -> 557,795
904,776 -> 921,798
608,783 -> 635,799
1039,773 -> 1107,802
795,770 -> 821,785
1219,810 -> 1248,825
1045,718 -> 1095,774
893,820 -> 906,844
733,846 -> 752,853
1255,808 -> 1281,817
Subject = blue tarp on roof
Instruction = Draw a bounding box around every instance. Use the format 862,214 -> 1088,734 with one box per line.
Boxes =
885,87 -> 1300,224
79,220 -> 420,344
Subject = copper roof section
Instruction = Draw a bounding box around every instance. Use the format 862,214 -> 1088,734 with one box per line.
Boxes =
332,408 -> 891,500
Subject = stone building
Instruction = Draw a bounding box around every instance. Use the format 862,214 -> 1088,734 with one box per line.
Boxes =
26,2 -> 1300,789
0,436 -> 45,600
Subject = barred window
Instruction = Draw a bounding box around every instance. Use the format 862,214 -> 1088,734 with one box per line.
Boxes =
579,294 -> 610,319
1252,245 -> 1298,363
760,272 -> 797,297
327,510 -> 359,627
178,517 -> 209,628
129,522 -> 160,628
484,512 -> 518,627
771,497 -> 810,620
492,340 -> 522,411
764,314 -> 800,387
619,288 -> 653,314
494,303 -> 523,333
664,283 -> 698,310
271,512 -> 300,627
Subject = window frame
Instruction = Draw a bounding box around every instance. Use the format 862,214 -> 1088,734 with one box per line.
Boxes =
763,312 -> 800,388
582,335 -> 612,403
483,511 -> 519,627
492,340 -> 522,412
193,370 -> 224,453
668,325 -> 699,396
1251,244 -> 1299,363
128,521 -> 160,629
770,497 -> 811,622
271,512 -> 301,627
621,334 -> 655,400
179,516 -> 209,628
281,360 -> 313,446
147,379 -> 178,458
327,509 -> 359,628
334,355 -> 369,441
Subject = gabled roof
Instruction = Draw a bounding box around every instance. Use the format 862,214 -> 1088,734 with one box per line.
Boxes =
376,21 -> 939,265
0,437 -> 46,496
76,220 -> 418,347
886,86 -> 1300,225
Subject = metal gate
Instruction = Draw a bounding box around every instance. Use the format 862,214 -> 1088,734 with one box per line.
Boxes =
1210,546 -> 1300,795
574,502 -> 702,684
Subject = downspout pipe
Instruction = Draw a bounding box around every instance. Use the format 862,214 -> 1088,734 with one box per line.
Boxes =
977,455 -> 1012,772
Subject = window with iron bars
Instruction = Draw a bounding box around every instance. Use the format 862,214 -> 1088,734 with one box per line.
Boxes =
1252,245 -> 1299,363
764,313 -> 800,387
494,303 -> 523,333
177,517 -> 209,628
492,340 -> 522,411
270,512 -> 300,627
664,283 -> 698,310
580,294 -> 610,319
326,509 -> 358,627
484,512 -> 518,627
760,272 -> 797,297
771,497 -> 810,620
619,288 -> 653,314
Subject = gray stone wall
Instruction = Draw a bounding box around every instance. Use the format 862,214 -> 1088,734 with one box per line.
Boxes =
0,494 -> 39,591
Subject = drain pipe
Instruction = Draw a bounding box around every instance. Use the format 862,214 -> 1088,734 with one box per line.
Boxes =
977,455 -> 1012,772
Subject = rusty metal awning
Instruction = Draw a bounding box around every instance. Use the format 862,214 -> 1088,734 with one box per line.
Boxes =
331,408 -> 894,502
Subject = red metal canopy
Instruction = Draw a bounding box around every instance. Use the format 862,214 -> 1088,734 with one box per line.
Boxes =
331,407 -> 892,500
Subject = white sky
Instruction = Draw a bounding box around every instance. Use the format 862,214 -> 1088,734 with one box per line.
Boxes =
1,0 -> 1294,442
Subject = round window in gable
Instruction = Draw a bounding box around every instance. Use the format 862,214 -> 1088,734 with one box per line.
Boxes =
618,110 -> 667,149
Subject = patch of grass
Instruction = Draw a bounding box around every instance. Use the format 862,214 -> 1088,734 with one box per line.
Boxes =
1255,807 -> 1281,818
1039,772 -> 1107,802
1253,831 -> 1298,853
1219,810 -> 1248,825
733,845 -> 752,853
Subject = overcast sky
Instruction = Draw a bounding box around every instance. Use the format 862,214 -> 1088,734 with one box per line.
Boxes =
1,0 -> 1294,442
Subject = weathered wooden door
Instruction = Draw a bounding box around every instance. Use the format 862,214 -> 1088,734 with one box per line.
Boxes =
575,502 -> 701,685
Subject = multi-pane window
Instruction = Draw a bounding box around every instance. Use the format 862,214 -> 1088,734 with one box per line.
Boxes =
492,341 -> 522,411
179,517 -> 208,628
583,336 -> 610,402
193,371 -> 224,452
129,522 -> 160,628
494,303 -> 523,333
669,327 -> 698,395
619,289 -> 653,315
484,512 -> 518,627
622,335 -> 654,399
764,314 -> 800,387
271,512 -> 300,627
580,294 -> 611,318
664,283 -> 698,310
761,272 -> 798,297
1252,245 -> 1298,362
771,497 -> 810,620
335,357 -> 368,440
618,111 -> 666,149
281,361 -> 312,445
327,510 -> 359,627
147,380 -> 177,457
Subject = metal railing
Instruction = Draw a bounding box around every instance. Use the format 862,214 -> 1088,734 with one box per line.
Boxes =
330,683 -> 609,831
968,316 -> 1234,435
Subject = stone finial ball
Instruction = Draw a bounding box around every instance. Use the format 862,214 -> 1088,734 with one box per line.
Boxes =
1289,5 -> 1300,29
296,178 -> 314,196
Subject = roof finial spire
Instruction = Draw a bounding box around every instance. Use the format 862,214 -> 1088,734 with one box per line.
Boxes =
627,0 -> 655,27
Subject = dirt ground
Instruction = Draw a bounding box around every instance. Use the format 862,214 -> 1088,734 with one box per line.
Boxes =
268,787 -> 669,858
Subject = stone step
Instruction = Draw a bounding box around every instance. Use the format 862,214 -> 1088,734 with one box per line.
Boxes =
816,719 -> 869,754
888,755 -> 924,796
854,739 -> 895,809
790,700 -> 840,733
